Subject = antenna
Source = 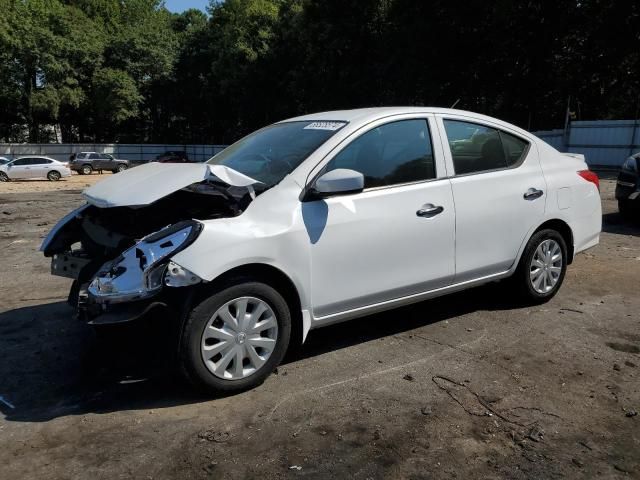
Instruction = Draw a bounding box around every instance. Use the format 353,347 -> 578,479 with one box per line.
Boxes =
450,99 -> 460,109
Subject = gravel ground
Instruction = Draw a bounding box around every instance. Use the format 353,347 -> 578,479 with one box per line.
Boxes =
0,171 -> 105,194
0,174 -> 638,479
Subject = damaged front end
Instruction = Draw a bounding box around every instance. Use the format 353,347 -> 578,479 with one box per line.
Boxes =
42,162 -> 259,325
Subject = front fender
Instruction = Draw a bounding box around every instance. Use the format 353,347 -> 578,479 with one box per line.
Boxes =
170,215 -> 311,312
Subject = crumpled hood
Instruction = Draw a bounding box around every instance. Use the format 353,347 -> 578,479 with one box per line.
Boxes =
83,162 -> 258,208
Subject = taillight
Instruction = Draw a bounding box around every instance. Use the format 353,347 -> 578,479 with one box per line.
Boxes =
578,170 -> 599,191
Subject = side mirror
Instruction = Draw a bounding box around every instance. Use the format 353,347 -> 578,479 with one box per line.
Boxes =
303,168 -> 364,201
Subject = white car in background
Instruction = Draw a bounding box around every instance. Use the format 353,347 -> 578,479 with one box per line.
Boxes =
42,107 -> 602,393
0,156 -> 71,181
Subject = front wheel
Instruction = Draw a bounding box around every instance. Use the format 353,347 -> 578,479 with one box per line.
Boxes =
0,172 -> 9,182
618,199 -> 634,219
179,280 -> 291,393
114,164 -> 127,173
513,229 -> 567,304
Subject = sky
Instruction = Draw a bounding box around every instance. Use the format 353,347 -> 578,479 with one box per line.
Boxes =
164,0 -> 209,13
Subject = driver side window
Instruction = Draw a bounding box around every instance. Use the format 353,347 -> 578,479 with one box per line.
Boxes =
324,119 -> 435,188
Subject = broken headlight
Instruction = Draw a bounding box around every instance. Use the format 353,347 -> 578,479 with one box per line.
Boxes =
88,220 -> 203,303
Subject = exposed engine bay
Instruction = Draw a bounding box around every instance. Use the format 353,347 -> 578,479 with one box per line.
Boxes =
41,164 -> 261,324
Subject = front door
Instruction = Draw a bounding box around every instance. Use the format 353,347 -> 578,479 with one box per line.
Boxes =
307,117 -> 456,319
438,117 -> 547,282
7,158 -> 32,179
100,154 -> 116,169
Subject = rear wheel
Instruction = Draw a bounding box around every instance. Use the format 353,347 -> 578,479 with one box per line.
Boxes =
0,172 -> 8,182
180,279 -> 291,393
81,164 -> 92,175
513,229 -> 567,303
47,170 -> 61,181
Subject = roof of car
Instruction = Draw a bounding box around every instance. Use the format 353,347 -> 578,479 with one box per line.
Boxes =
15,156 -> 58,161
280,107 -> 532,138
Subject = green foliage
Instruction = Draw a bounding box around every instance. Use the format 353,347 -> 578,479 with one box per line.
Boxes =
92,68 -> 141,123
0,0 -> 639,143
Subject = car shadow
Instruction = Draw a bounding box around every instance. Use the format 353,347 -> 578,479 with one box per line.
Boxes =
602,211 -> 640,236
0,283 -> 522,423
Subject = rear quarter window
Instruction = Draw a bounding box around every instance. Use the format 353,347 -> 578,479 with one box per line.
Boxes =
444,119 -> 530,175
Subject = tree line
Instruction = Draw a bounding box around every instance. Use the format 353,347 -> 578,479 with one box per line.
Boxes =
1,0 -> 638,144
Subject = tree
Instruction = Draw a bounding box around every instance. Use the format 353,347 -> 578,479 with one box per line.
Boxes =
0,0 -> 639,143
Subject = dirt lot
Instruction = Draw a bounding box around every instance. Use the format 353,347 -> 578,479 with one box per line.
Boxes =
0,174 -> 639,479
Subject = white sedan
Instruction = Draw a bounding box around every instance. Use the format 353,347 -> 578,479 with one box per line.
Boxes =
0,156 -> 71,181
42,107 -> 602,392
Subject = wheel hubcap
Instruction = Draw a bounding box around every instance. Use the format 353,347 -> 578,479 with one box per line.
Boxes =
200,296 -> 278,380
529,239 -> 562,294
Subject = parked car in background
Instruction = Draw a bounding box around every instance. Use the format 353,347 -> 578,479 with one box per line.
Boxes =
42,107 -> 602,393
70,152 -> 129,175
155,150 -> 190,163
616,152 -> 640,218
0,156 -> 11,165
0,156 -> 71,181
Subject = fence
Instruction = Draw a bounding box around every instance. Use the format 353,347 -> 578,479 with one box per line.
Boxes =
3,120 -> 640,168
0,143 -> 228,164
533,120 -> 640,168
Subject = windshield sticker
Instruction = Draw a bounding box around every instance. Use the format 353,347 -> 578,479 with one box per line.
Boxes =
304,121 -> 346,131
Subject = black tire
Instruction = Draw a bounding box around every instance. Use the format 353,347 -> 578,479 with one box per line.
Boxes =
81,164 -> 92,175
618,199 -> 633,219
513,229 -> 568,304
115,164 -> 127,173
0,172 -> 9,182
179,279 -> 291,393
47,170 -> 61,181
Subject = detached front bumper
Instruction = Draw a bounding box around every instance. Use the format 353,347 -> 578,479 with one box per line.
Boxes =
77,285 -> 168,326
67,257 -> 202,326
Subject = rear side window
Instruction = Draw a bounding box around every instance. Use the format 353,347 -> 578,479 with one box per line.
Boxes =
443,120 -> 529,175
31,158 -> 51,165
325,119 -> 435,188
89,153 -> 100,159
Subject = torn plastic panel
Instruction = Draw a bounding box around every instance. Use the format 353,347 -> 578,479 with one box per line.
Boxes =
41,164 -> 264,323
88,221 -> 202,304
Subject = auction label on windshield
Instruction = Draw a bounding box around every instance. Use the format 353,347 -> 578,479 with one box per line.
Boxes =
304,121 -> 346,131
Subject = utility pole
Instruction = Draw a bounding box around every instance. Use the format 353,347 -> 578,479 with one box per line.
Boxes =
563,95 -> 571,152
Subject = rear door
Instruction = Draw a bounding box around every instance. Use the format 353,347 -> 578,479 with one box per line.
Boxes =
437,116 -> 546,282
30,158 -> 52,178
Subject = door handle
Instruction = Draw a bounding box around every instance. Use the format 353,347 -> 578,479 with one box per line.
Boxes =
416,204 -> 444,217
523,188 -> 544,200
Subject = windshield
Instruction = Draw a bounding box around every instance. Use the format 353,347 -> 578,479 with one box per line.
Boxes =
207,121 -> 346,187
